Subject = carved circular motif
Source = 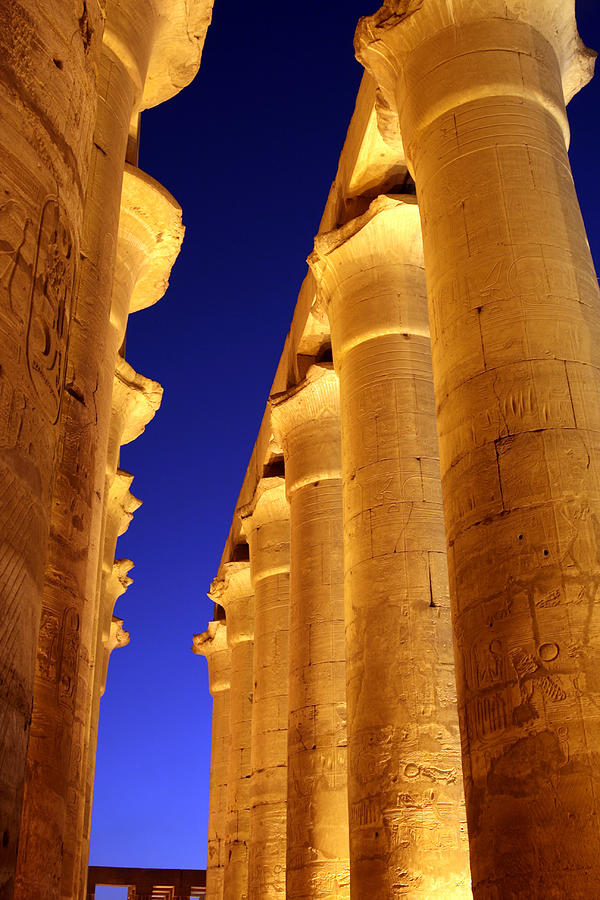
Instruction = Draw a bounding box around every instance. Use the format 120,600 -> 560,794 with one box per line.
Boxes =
538,642 -> 559,662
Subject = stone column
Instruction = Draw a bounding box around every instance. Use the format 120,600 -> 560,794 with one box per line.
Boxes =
240,479 -> 290,898
74,356 -> 161,894
209,562 -> 254,900
0,3 -> 102,892
193,621 -> 231,900
271,364 -> 350,900
15,0 -> 203,894
356,3 -> 600,895
72,167 -> 180,895
309,197 -> 470,897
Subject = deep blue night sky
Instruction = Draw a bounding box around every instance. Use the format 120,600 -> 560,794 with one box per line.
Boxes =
89,1 -> 600,870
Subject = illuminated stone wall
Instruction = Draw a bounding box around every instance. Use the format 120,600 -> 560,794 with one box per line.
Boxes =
199,2 -> 599,897
0,1 -> 214,897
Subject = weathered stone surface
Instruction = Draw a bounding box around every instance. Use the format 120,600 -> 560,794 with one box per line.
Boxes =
0,1 -> 103,893
310,196 -> 470,898
241,480 -> 290,899
209,563 -> 254,900
271,365 -> 350,900
194,621 -> 231,900
357,2 -> 600,896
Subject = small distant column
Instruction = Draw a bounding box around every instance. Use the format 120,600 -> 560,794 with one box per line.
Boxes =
310,196 -> 470,897
271,364 -> 350,900
193,621 -> 232,900
209,562 -> 254,900
241,479 -> 290,898
356,1 -> 600,894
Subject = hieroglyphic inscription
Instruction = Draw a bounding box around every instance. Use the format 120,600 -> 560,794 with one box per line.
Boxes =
36,606 -> 80,707
58,608 -> 80,705
0,198 -> 33,338
37,609 -> 60,682
26,198 -> 76,423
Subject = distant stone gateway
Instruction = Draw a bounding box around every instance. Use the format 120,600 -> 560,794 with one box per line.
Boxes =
0,1 -> 599,898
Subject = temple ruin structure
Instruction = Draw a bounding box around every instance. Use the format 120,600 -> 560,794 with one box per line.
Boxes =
0,0 -> 213,897
197,1 -> 600,897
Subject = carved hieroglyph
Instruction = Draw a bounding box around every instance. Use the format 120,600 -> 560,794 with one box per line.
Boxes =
194,621 -> 231,900
357,2 -> 600,895
209,563 -> 254,900
271,365 -> 350,900
310,197 -> 470,897
0,0 -> 103,893
241,480 -> 290,899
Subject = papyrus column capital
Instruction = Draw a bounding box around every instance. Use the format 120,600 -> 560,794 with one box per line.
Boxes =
99,617 -> 130,697
193,620 -> 231,696
240,478 -> 290,586
355,0 -> 595,166
209,562 -> 254,646
111,164 -> 184,345
103,0 -> 214,111
270,364 -> 341,494
309,196 -> 427,362
112,356 -> 163,447
240,476 -> 288,529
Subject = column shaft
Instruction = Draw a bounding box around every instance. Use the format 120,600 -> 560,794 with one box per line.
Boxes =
242,480 -> 290,899
194,621 -> 231,900
271,366 -> 350,899
209,562 -> 254,900
0,2 -> 102,892
310,198 -> 470,897
225,639 -> 253,899
357,4 -> 600,895
13,25 -> 143,897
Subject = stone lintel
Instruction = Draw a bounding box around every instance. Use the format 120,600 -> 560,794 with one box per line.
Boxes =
112,355 -> 163,446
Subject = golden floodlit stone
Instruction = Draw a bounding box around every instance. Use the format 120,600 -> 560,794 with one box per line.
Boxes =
194,622 -> 232,900
310,196 -> 470,898
241,480 -> 290,899
271,365 -> 351,900
209,563 -> 254,900
357,1 -> 600,896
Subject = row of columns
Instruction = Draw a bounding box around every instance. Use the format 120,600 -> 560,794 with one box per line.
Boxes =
0,0 -> 209,896
199,3 -> 600,896
198,198 -> 468,898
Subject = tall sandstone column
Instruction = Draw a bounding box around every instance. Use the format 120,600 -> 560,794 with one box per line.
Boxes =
241,480 -> 290,898
357,2 -> 600,896
271,364 -> 350,900
309,197 -> 470,897
209,562 -> 254,900
74,356 -> 162,896
75,164 -> 181,895
0,2 -> 103,893
194,620 -> 232,900
14,0 -> 195,886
